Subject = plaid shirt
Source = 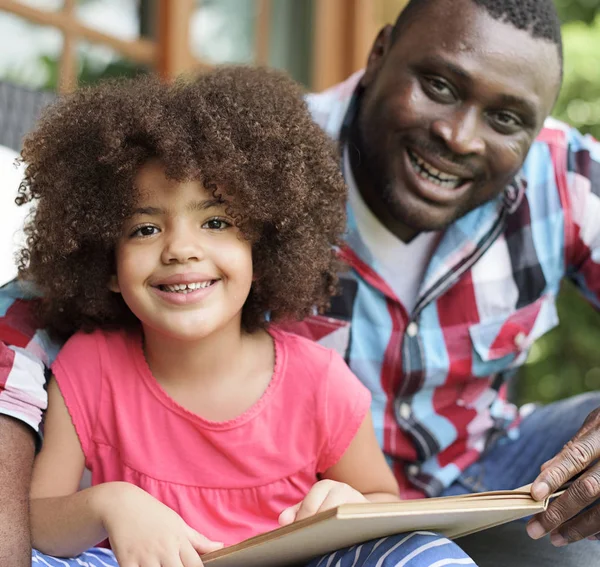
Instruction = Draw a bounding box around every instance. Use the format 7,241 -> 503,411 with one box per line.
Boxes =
2,72 -> 600,497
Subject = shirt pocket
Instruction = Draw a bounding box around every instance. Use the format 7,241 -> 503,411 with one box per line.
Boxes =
468,293 -> 559,376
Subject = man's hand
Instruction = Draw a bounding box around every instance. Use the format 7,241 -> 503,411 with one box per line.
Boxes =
278,480 -> 368,526
527,405 -> 600,546
0,415 -> 35,567
102,483 -> 223,567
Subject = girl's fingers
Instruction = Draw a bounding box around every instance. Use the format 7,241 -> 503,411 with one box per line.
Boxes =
179,541 -> 205,567
187,528 -> 224,555
278,501 -> 302,526
294,483 -> 332,522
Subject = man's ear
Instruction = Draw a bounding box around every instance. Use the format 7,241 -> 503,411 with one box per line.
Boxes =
361,24 -> 394,89
108,275 -> 120,293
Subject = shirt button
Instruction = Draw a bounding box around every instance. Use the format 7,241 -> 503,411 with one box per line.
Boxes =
407,464 -> 420,477
514,331 -> 527,349
398,402 -> 412,420
406,322 -> 419,337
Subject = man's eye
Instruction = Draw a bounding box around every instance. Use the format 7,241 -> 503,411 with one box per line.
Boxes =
490,111 -> 523,132
131,225 -> 159,238
203,218 -> 231,230
423,76 -> 455,101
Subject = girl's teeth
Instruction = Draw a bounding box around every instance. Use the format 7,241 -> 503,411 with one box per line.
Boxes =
161,281 -> 213,293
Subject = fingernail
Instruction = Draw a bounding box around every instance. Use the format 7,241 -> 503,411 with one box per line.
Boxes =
550,533 -> 568,547
532,481 -> 550,500
527,520 -> 546,540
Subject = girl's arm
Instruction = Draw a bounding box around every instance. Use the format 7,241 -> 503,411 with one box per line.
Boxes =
31,378 -> 222,562
29,377 -> 110,556
279,411 -> 399,525
321,411 -> 400,501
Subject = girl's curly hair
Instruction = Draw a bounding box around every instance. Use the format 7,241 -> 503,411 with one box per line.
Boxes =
17,66 -> 347,337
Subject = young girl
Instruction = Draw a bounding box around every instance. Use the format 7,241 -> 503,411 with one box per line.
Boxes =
21,67 -> 475,567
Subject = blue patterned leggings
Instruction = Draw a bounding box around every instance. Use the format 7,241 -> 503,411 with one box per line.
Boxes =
32,532 -> 476,566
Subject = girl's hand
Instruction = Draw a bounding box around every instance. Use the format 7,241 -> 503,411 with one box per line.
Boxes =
278,480 -> 368,526
101,483 -> 223,567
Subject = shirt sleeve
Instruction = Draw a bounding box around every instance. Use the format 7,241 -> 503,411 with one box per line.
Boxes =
51,331 -> 103,455
316,349 -> 372,473
563,128 -> 600,307
0,280 -> 60,434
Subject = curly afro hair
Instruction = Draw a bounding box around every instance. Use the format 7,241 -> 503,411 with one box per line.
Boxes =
17,66 -> 347,337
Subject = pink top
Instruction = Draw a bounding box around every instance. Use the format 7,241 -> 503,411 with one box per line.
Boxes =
52,327 -> 371,546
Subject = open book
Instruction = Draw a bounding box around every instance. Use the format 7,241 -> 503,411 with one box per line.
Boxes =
203,485 -> 558,567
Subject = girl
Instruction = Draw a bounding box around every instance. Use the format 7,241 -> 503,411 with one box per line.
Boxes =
20,67 -> 475,567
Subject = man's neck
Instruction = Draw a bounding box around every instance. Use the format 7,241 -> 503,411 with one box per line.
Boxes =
346,124 -> 418,244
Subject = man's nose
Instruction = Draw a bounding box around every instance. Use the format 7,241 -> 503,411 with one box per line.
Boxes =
161,224 -> 204,264
431,107 -> 485,156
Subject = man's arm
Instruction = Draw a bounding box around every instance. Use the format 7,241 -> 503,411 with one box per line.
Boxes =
0,415 -> 34,567
0,279 -> 61,564
528,126 -> 600,545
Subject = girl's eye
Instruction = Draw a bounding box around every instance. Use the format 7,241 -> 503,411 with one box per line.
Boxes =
202,218 -> 231,230
131,225 -> 160,238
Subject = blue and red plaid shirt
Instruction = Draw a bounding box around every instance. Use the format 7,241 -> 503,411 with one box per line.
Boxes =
2,72 -> 600,497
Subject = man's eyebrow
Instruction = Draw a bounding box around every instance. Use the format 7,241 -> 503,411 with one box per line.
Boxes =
131,199 -> 225,217
495,94 -> 538,121
421,56 -> 472,82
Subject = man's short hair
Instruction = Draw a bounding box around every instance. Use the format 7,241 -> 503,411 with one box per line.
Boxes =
392,0 -> 563,63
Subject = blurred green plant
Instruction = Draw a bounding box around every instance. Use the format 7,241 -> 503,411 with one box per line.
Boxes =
552,13 -> 600,139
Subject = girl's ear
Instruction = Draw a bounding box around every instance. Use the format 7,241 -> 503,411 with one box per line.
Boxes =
108,275 -> 121,293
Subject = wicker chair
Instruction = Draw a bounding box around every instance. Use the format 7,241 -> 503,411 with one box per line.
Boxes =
0,80 -> 55,152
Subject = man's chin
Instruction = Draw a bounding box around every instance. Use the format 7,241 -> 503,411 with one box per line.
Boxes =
383,191 -> 462,235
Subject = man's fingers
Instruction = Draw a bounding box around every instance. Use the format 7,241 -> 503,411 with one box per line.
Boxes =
531,431 -> 600,500
549,502 -> 600,546
528,461 -> 600,539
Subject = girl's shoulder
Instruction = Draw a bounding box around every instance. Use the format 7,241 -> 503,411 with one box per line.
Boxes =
55,327 -> 139,372
271,326 -> 355,385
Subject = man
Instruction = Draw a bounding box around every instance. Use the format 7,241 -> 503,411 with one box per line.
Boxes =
0,0 -> 598,565
301,0 -> 599,563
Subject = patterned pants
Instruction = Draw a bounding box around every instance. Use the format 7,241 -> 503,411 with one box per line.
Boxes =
32,532 -> 476,566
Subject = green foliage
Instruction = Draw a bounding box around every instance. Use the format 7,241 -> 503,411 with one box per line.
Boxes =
552,12 -> 600,138
516,283 -> 600,404
555,0 -> 600,24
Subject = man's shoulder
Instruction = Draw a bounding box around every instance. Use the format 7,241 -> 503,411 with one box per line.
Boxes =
305,71 -> 363,140
527,117 -> 599,166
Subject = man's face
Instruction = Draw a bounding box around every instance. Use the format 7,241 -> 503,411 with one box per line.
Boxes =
356,0 -> 562,235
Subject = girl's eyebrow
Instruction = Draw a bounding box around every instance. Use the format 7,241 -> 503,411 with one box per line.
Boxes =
131,199 -> 225,217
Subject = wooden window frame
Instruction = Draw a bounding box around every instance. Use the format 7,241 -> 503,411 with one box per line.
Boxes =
0,0 -> 272,91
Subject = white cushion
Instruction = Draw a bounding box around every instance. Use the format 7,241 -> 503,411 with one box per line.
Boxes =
0,145 -> 32,287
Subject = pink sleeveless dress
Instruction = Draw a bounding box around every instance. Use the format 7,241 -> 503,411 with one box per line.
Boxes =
52,327 -> 370,545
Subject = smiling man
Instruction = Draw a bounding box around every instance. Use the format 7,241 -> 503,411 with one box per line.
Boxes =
302,0 -> 600,564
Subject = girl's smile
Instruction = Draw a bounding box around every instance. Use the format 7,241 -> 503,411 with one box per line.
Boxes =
150,274 -> 220,306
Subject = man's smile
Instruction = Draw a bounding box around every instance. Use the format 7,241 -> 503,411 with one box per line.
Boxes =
406,147 -> 472,190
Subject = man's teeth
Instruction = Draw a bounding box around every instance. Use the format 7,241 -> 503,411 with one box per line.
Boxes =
408,150 -> 463,189
161,281 -> 213,293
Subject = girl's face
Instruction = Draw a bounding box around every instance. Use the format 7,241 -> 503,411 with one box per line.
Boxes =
110,160 -> 253,342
